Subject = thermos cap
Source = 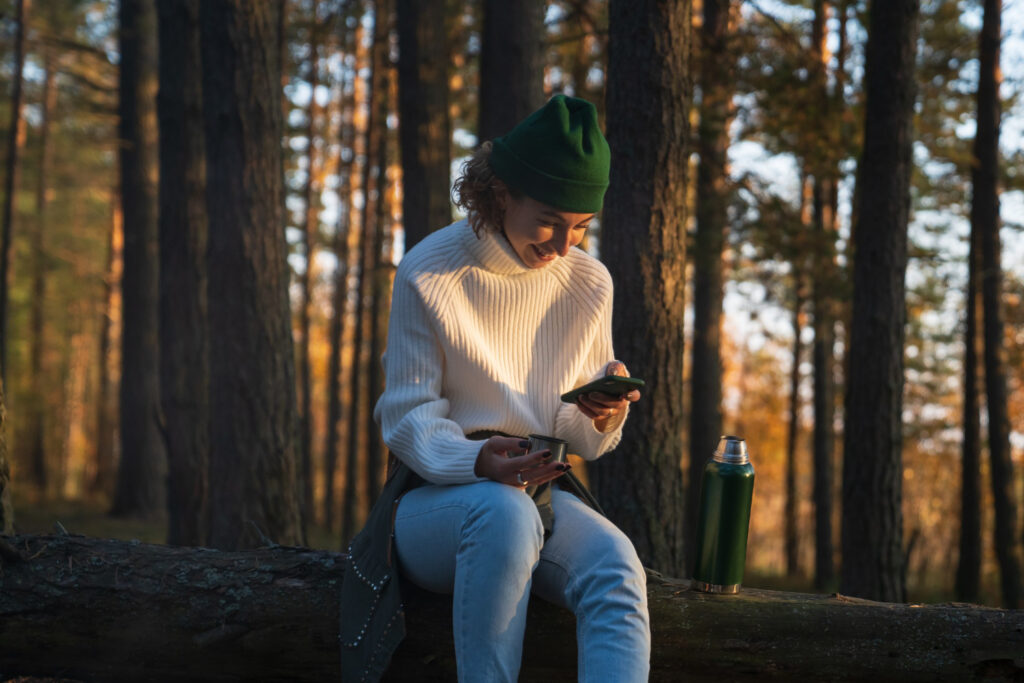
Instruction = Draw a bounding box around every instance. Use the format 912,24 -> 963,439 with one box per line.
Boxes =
713,435 -> 749,465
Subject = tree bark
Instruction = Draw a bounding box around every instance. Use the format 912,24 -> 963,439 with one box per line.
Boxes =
1,534 -> 1023,682
841,0 -> 918,603
90,185 -> 121,498
973,0 -> 1021,610
686,0 -> 731,577
0,379 -> 11,533
157,0 -> 210,547
0,0 -> 28,383
958,170 -> 984,604
810,0 -> 838,592
785,287 -> 804,577
478,0 -> 545,142
200,0 -> 304,550
396,0 -> 450,251
112,0 -> 167,519
590,0 -> 690,577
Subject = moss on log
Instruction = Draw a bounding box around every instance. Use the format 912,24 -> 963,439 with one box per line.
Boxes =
0,534 -> 1021,682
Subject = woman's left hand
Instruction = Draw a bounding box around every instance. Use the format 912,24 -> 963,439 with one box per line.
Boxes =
576,361 -> 640,431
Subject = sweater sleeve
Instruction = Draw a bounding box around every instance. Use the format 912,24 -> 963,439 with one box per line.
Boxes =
553,282 -> 628,460
372,265 -> 485,485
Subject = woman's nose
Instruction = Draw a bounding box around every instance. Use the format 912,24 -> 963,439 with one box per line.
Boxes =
552,230 -> 572,256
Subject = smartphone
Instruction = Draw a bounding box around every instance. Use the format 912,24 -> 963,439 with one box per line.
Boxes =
560,376 -> 645,403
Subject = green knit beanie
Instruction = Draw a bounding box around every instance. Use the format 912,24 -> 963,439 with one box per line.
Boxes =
489,95 -> 610,213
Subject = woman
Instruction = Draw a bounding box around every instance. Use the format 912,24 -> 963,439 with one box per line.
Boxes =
340,95 -> 650,682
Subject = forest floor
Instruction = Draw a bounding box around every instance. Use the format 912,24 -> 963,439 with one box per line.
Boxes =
8,492 -> 339,550
6,492 -> 1006,608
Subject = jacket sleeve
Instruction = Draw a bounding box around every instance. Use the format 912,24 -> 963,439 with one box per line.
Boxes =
372,265 -> 485,485
553,282 -> 628,460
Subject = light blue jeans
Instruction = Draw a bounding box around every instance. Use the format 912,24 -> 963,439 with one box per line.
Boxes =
394,480 -> 651,682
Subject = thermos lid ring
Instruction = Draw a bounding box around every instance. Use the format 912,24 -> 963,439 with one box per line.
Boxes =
714,435 -> 750,464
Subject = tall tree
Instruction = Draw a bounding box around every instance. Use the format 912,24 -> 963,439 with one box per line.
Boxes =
323,19 -> 359,531
111,0 -> 166,519
157,0 -> 209,546
365,47 -> 394,510
809,0 -> 840,591
90,185 -> 122,497
956,177 -> 983,604
785,278 -> 805,577
973,0 -> 1020,610
0,376 -> 12,534
590,0 -> 690,577
841,0 -> 919,603
343,0 -> 390,542
396,0 -> 450,251
0,0 -> 29,383
200,0 -> 304,550
478,0 -> 545,142
26,49 -> 57,496
686,0 -> 732,576
297,1 -> 323,531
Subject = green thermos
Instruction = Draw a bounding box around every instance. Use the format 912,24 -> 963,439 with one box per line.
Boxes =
693,435 -> 755,593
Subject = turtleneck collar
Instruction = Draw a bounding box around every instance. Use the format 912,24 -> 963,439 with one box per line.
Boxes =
460,218 -> 557,277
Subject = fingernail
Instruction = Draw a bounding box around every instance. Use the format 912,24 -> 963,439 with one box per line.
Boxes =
519,440 -> 530,448
557,463 -> 571,471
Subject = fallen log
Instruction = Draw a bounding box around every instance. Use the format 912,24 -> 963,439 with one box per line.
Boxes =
0,534 -> 1022,682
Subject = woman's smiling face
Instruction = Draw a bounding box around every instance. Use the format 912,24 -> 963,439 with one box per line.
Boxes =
500,193 -> 595,268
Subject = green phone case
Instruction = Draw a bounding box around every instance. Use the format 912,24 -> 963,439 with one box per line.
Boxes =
560,376 -> 645,403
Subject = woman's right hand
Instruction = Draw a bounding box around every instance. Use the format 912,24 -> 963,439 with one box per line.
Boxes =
473,435 -> 572,489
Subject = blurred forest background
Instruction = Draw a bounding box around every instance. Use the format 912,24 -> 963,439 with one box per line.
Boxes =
0,0 -> 1021,610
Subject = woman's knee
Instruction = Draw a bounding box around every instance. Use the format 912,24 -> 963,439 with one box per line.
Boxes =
580,528 -> 647,597
462,481 -> 544,555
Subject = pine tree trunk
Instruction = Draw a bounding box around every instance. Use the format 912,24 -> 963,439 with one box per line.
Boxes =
323,24 -> 358,532
26,51 -> 56,497
344,1 -> 391,543
590,0 -> 691,577
90,187 -> 121,497
841,0 -> 918,603
686,0 -> 731,576
956,185 -> 983,603
157,0 -> 210,547
785,287 -> 804,577
298,5 -> 322,531
363,0 -> 392,512
811,0 -> 838,592
0,0 -> 27,383
0,377 -> 11,534
396,0 -> 450,251
478,0 -> 545,142
973,0 -> 1021,610
112,0 -> 167,519
200,0 -> 303,550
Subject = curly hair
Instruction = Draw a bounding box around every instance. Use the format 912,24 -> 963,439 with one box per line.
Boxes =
452,142 -> 522,237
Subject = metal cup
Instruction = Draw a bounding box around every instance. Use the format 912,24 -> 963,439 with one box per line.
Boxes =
527,434 -> 568,463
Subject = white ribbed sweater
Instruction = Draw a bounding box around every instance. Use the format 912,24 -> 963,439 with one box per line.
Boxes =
373,219 -> 627,485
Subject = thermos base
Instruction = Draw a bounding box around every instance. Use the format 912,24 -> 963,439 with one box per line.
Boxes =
693,580 -> 740,594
